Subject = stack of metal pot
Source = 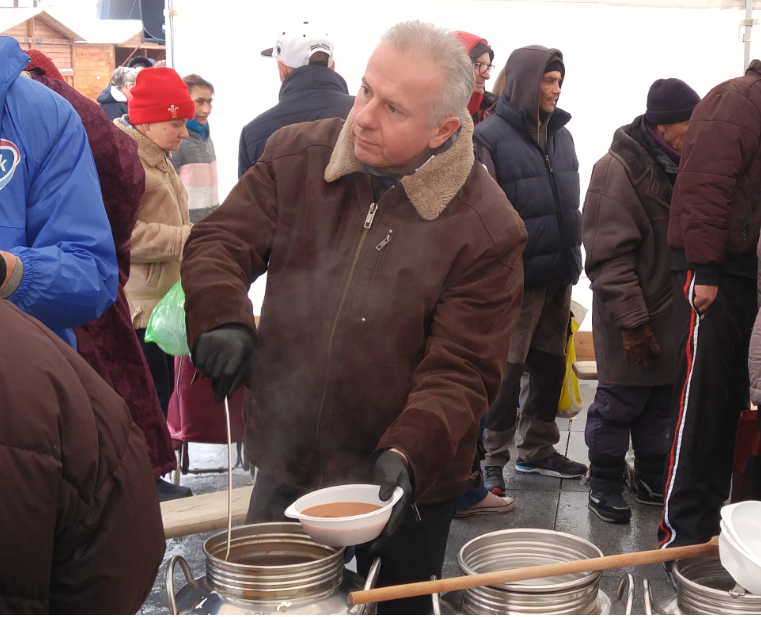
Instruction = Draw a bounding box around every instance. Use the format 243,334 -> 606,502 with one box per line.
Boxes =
434,529 -> 633,615
166,523 -> 379,615
644,556 -> 761,615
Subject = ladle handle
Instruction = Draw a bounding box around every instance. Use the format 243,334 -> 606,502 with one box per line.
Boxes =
166,555 -> 198,615
348,536 -> 719,606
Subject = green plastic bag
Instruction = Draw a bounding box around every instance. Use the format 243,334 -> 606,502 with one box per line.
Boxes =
144,280 -> 190,356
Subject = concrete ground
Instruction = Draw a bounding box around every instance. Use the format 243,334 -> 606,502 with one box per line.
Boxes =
142,379 -> 676,614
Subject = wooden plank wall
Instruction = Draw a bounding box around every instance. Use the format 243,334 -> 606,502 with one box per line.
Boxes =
574,331 -> 595,362
73,44 -> 114,102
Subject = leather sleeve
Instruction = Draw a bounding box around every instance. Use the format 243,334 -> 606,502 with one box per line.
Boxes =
673,89 -> 761,276
583,155 -> 649,330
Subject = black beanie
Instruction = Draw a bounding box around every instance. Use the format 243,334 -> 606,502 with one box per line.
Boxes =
545,59 -> 565,79
469,42 -> 494,64
646,78 -> 701,125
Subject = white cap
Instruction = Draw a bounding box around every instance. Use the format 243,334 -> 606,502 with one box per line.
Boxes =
260,22 -> 334,69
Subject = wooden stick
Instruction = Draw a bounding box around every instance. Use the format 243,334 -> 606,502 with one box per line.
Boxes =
348,536 -> 719,606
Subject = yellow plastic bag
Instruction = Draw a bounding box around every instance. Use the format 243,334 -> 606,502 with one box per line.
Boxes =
558,301 -> 588,419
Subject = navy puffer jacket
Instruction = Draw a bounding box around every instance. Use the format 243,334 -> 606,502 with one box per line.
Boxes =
473,46 -> 582,289
238,65 -> 354,177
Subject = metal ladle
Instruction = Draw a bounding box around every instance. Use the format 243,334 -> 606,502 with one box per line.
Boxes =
223,397 -> 233,561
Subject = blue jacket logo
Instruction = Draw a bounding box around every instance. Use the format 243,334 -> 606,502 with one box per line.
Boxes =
0,139 -> 20,191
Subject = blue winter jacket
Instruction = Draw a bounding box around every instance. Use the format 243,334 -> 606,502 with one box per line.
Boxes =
0,37 -> 118,348
474,45 -> 582,290
238,65 -> 354,177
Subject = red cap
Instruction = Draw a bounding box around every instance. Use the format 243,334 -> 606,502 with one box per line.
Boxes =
128,67 -> 195,124
25,49 -> 64,81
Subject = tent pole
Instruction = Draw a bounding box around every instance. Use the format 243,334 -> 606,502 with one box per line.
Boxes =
745,0 -> 753,70
164,0 -> 175,69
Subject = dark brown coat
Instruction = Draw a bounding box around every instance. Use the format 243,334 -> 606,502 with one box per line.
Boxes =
182,114 -> 527,503
0,300 -> 165,614
583,118 -> 677,386
668,60 -> 761,284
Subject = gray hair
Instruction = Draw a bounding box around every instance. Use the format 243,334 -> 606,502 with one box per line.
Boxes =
110,67 -> 137,89
380,21 -> 475,126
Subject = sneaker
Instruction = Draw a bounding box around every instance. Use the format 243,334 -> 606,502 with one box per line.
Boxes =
483,465 -> 506,496
588,488 -> 632,523
515,452 -> 588,479
156,477 -> 193,502
635,476 -> 664,507
456,493 -> 516,518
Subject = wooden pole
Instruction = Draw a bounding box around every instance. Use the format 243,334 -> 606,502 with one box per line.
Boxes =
348,537 -> 719,606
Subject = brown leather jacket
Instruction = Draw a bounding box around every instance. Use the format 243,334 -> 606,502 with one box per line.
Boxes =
668,60 -> 761,285
0,301 -> 165,613
182,114 -> 527,503
583,117 -> 677,386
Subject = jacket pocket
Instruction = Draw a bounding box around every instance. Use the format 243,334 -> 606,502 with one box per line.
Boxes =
145,262 -> 162,288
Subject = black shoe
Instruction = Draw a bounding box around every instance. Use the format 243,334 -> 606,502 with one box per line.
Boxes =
156,477 -> 193,502
635,476 -> 664,506
588,488 -> 632,523
483,465 -> 506,496
516,451 -> 588,479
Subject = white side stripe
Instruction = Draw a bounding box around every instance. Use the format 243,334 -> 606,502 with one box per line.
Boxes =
661,275 -> 700,549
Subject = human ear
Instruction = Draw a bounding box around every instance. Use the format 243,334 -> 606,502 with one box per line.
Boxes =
428,116 -> 461,149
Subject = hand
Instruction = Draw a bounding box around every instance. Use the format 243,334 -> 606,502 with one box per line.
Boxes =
368,449 -> 413,553
693,284 -> 718,314
622,323 -> 661,369
0,251 -> 17,290
192,324 -> 255,403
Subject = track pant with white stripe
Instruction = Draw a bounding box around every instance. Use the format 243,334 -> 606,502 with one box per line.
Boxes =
658,271 -> 756,549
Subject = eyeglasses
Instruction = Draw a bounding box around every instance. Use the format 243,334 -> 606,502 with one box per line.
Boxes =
474,62 -> 495,75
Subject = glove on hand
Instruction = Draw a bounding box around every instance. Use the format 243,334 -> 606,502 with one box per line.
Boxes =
622,323 -> 660,369
192,324 -> 255,403
368,449 -> 413,553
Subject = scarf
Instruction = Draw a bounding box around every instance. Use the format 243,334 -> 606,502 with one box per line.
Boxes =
187,117 -> 209,141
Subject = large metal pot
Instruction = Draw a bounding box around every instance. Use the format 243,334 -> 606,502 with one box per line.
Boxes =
643,556 -> 761,615
166,523 -> 380,615
451,529 -> 632,615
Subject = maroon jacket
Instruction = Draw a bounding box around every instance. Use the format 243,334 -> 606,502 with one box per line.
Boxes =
30,72 -> 176,478
668,60 -> 761,284
0,301 -> 165,613
182,115 -> 527,503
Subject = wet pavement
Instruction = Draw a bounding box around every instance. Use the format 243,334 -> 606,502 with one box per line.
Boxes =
141,379 -> 675,614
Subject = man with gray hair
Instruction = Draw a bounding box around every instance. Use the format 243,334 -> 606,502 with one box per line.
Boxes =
97,66 -> 137,121
182,20 -> 527,614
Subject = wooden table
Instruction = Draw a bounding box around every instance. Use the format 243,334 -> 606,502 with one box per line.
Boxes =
572,360 -> 598,380
161,485 -> 253,539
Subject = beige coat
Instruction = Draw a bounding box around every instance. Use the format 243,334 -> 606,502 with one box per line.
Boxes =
116,119 -> 191,329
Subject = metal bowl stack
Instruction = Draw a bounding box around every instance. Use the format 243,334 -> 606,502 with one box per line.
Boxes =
458,529 -> 605,615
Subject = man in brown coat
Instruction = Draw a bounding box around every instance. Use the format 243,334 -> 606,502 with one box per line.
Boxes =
182,21 -> 527,614
660,61 -> 761,553
0,300 -> 165,613
583,79 -> 700,524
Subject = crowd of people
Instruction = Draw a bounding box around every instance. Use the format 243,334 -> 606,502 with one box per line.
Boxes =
1,15 -> 760,614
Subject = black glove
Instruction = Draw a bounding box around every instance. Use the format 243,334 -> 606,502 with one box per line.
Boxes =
368,449 -> 414,553
192,324 -> 255,403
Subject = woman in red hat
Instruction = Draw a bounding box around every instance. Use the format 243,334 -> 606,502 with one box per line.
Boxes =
454,31 -> 498,126
115,67 -> 196,501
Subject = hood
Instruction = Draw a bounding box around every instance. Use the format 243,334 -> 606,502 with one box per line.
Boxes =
0,37 -> 32,137
503,45 -> 564,139
280,65 -> 350,101
97,85 -> 119,104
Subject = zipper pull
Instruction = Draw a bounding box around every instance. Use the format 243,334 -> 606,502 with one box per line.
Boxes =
545,155 -> 554,173
364,202 -> 378,229
376,230 -> 393,251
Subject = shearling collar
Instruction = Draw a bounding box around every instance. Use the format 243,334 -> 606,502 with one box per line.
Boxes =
114,116 -> 171,169
324,112 -> 476,221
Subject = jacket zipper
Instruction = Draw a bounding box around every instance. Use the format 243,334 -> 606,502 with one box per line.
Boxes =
375,232 -> 392,251
314,196 -> 381,488
544,153 -> 570,271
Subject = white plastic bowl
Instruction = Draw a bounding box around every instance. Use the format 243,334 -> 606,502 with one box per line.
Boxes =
721,501 -> 761,563
719,521 -> 761,595
284,484 -> 404,547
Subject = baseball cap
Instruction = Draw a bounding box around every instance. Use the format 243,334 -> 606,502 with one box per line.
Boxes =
260,22 -> 334,69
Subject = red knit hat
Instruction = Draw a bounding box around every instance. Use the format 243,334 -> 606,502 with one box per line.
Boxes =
25,49 -> 64,81
128,67 -> 195,124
